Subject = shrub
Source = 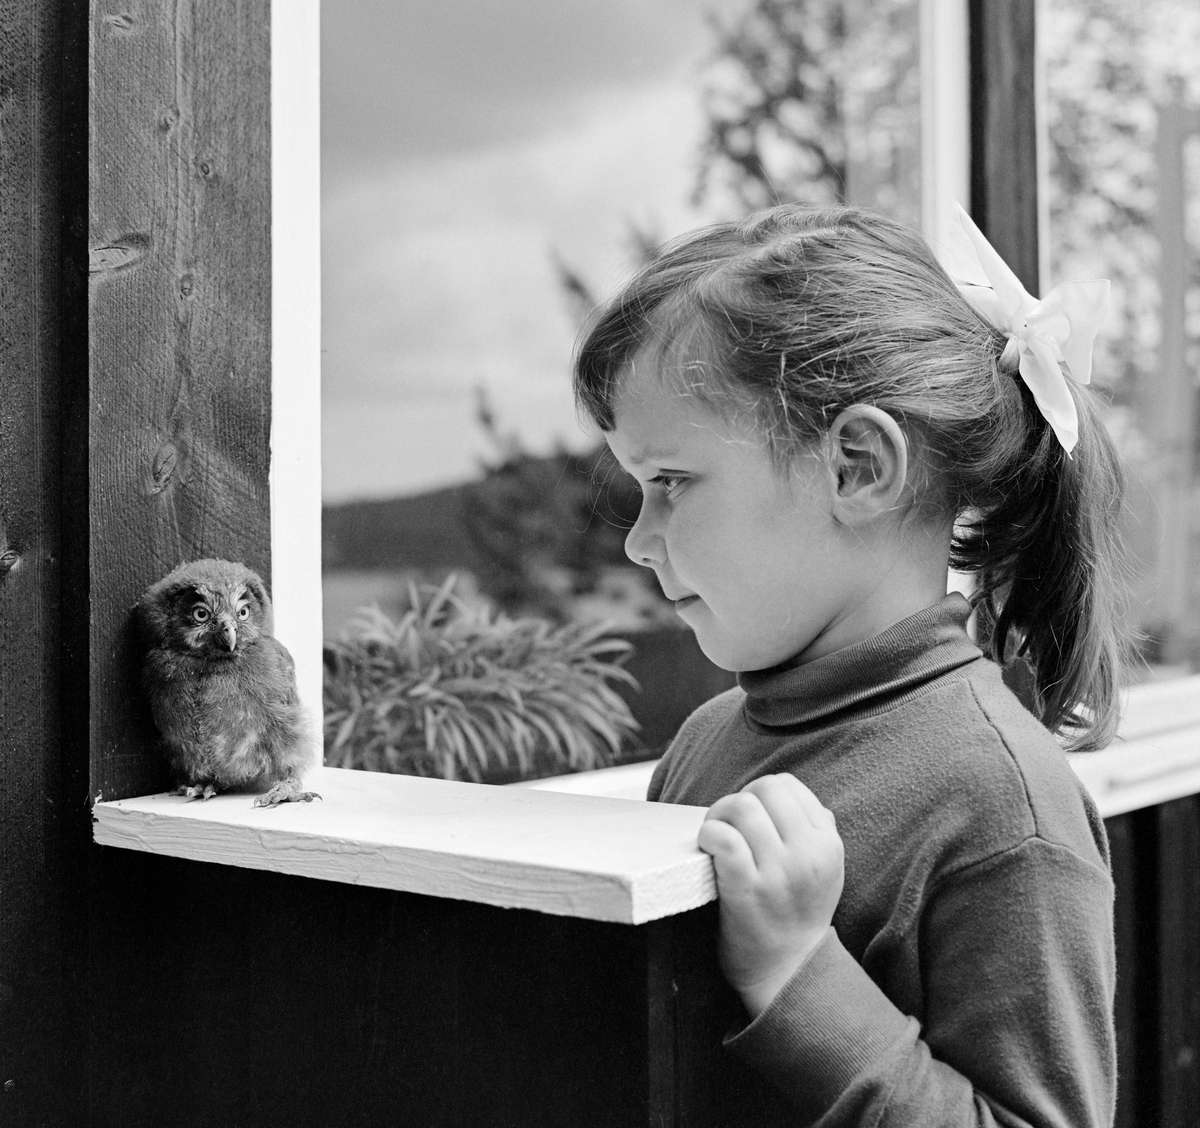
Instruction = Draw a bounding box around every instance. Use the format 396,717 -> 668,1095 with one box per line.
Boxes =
323,577 -> 641,782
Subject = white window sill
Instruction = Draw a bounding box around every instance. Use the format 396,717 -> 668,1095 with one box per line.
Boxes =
92,765 -> 715,924
1068,673 -> 1200,818
92,676 -> 1200,921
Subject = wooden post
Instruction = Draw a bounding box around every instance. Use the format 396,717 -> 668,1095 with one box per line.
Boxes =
968,0 -> 1039,294
87,2 -> 273,801
1148,101 -> 1200,661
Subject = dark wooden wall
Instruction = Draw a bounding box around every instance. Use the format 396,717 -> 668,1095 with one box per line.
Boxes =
1108,800 -> 1200,1128
0,2 -> 88,1122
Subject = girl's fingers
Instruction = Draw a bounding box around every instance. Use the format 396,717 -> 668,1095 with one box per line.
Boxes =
743,773 -> 835,837
697,816 -> 757,882
704,791 -> 785,868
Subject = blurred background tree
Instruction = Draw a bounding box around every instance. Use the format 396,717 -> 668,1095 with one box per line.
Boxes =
1044,0 -> 1200,412
694,0 -> 921,224
1042,0 -> 1200,659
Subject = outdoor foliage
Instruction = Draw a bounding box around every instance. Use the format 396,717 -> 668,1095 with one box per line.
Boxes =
1043,0 -> 1200,408
460,387 -> 647,621
695,0 -> 920,225
323,576 -> 641,782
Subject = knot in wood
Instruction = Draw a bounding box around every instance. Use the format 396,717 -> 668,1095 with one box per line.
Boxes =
89,234 -> 150,277
150,442 -> 178,493
179,274 -> 195,299
0,549 -> 19,577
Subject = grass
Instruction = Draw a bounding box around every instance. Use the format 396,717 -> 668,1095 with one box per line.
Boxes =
323,576 -> 641,782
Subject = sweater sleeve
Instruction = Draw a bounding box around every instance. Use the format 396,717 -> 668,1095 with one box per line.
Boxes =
725,836 -> 1116,1128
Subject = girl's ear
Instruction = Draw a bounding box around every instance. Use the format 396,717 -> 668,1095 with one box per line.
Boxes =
825,405 -> 909,527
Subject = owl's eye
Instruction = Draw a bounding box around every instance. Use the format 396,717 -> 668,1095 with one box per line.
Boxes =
191,606 -> 211,624
237,604 -> 251,621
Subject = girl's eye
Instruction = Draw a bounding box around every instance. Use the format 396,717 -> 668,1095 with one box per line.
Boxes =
237,605 -> 251,621
649,474 -> 685,497
192,606 -> 211,623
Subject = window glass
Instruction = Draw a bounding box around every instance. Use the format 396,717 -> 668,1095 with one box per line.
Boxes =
319,0 -> 932,782
1043,0 -> 1200,675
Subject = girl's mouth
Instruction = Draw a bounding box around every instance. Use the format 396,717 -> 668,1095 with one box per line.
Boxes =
674,595 -> 700,611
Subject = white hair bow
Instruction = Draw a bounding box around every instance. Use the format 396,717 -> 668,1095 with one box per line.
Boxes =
938,201 -> 1109,455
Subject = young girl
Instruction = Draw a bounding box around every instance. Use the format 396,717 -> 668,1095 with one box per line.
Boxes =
574,205 -> 1122,1126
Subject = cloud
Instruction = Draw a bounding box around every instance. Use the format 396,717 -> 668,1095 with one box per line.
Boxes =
320,0 -> 746,501
321,0 -> 741,163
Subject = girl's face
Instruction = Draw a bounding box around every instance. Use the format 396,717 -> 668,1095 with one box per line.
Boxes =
607,362 -> 871,672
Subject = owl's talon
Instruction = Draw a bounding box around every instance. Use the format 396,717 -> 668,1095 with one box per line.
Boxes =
253,778 -> 322,808
172,783 -> 217,801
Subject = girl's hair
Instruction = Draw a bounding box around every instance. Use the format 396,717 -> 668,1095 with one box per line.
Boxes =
574,204 -> 1127,751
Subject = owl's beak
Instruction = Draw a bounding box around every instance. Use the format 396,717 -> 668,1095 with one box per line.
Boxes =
221,620 -> 238,651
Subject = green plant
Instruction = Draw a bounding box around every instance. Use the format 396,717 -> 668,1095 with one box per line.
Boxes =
323,577 -> 641,782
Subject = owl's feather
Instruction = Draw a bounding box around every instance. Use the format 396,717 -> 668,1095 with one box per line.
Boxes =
138,559 -> 319,805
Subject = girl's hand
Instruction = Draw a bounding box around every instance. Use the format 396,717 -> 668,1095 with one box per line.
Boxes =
697,773 -> 845,1018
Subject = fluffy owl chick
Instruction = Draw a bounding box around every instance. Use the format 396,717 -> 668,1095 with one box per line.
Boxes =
139,559 -> 320,807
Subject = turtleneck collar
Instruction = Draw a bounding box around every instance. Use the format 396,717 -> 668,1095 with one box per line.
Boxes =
737,594 -> 982,729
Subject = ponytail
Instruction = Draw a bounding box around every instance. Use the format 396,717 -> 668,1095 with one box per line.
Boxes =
954,385 -> 1127,751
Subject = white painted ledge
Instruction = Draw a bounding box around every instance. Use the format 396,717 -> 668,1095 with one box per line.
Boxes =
515,760 -> 660,801
1070,674 -> 1200,818
92,766 -> 714,925
92,677 -> 1200,920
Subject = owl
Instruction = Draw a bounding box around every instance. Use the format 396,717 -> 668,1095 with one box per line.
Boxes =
138,559 -> 320,806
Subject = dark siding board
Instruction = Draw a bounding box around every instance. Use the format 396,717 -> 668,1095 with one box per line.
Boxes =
1106,802 -> 1200,1128
0,2 -> 89,1124
968,0 -> 1040,295
88,0 -> 272,800
1157,797 -> 1200,1127
1108,809 -> 1160,1128
87,848 -> 674,1128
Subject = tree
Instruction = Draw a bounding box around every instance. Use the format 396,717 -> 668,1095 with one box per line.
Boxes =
1042,0 -> 1200,407
694,0 -> 920,226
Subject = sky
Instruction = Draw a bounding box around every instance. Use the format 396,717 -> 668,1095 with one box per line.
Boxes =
321,0 -> 747,502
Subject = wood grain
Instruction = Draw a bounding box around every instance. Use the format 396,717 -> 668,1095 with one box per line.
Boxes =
0,3 -> 90,1124
88,0 -> 272,800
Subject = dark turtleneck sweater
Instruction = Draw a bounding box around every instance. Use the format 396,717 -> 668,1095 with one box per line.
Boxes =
649,594 -> 1116,1128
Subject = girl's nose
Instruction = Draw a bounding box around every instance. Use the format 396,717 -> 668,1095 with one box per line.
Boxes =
625,500 -> 666,567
